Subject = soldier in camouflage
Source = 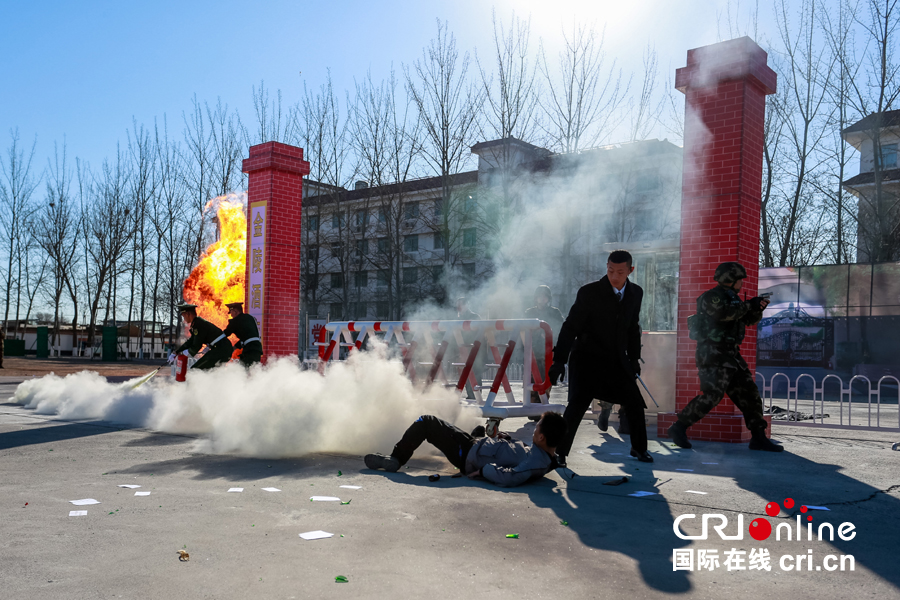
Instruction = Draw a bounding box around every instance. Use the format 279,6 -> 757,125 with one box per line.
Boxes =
223,302 -> 262,367
667,262 -> 784,452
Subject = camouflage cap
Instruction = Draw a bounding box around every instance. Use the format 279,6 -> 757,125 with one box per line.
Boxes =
713,262 -> 747,285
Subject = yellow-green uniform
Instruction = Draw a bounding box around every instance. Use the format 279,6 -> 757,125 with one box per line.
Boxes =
176,317 -> 234,371
223,313 -> 262,367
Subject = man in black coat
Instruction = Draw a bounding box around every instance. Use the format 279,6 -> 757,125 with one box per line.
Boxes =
548,250 -> 651,465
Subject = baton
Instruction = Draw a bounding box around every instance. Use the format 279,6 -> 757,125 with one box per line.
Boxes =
636,374 -> 660,407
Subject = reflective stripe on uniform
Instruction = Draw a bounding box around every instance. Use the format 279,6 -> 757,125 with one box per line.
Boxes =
243,337 -> 261,344
209,334 -> 226,346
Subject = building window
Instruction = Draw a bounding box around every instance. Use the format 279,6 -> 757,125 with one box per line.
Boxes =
354,209 -> 367,228
307,215 -> 319,230
307,246 -> 319,261
375,301 -> 389,319
377,269 -> 389,287
302,273 -> 318,289
433,230 -> 446,250
635,173 -> 660,193
403,266 -> 418,285
355,239 -> 368,256
354,271 -> 368,287
433,199 -> 443,220
881,143 -> 898,169
377,207 -> 388,224
377,237 -> 389,254
351,302 -> 367,319
332,212 -> 345,228
404,234 -> 419,253
330,242 -> 342,256
404,202 -> 419,220
329,303 -> 343,320
331,273 -> 343,288
462,263 -> 476,279
431,264 -> 444,284
464,194 -> 477,214
463,228 -> 476,247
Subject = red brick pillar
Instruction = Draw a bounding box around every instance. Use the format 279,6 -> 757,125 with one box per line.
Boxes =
657,37 -> 776,443
242,142 -> 310,360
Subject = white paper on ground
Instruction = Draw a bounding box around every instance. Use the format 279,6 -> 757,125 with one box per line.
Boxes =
675,468 -> 694,472
702,462 -> 718,465
804,505 -> 830,511
227,488 -> 243,493
339,485 -> 362,490
134,491 -> 151,496
310,496 -> 341,502
628,491 -> 657,497
69,499 -> 100,506
69,510 -> 88,516
261,487 -> 281,492
117,485 -> 141,489
685,490 -> 708,495
299,530 -> 334,540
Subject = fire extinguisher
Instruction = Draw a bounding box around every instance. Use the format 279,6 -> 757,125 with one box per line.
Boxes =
175,353 -> 189,382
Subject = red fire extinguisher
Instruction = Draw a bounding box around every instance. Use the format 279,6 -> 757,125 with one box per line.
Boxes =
175,353 -> 189,382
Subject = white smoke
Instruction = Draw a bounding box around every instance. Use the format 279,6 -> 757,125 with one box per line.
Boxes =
12,343 -> 480,458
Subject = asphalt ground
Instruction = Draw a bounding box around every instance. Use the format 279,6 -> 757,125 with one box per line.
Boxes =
1,370 -> 899,600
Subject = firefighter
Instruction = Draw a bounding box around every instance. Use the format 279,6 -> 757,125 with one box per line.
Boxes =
223,302 -> 262,367
171,303 -> 233,371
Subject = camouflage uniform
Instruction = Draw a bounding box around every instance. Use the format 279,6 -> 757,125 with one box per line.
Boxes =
677,267 -> 767,431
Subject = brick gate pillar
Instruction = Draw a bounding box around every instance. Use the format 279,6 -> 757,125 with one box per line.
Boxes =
657,37 -> 776,443
242,142 -> 310,361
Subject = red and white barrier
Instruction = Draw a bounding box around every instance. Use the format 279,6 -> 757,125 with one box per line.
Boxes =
317,319 -> 565,421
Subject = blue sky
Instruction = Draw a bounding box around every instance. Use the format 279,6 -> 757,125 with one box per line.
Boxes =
2,0 -> 777,172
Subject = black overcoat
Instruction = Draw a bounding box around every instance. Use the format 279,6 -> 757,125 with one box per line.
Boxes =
552,276 -> 645,407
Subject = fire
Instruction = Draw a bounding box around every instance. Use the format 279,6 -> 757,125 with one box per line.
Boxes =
183,195 -> 247,330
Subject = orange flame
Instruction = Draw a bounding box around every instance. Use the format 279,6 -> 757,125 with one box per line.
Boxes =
183,196 -> 246,330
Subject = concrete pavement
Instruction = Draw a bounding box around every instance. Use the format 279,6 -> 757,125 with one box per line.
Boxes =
1,374 -> 899,599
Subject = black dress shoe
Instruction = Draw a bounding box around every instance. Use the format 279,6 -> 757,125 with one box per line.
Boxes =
597,406 -> 611,431
630,448 -> 654,463
555,455 -> 567,469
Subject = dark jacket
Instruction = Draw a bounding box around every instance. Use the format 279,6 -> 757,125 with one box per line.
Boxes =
552,276 -> 644,404
223,313 -> 261,349
176,317 -> 231,356
464,436 -> 554,487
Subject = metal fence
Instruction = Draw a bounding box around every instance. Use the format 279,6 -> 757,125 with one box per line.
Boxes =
755,372 -> 900,431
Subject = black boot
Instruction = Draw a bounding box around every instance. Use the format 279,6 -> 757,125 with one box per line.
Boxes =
667,421 -> 692,449
597,406 -> 611,431
617,409 -> 630,435
749,429 -> 784,452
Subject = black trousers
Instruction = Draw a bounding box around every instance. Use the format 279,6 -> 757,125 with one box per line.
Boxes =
390,415 -> 475,470
192,341 -> 234,371
557,385 -> 648,457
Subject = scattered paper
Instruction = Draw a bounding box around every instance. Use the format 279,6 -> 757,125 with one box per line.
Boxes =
702,462 -> 718,465
135,491 -> 151,496
69,510 -> 87,516
685,490 -> 708,495
675,468 -> 694,472
628,491 -> 658,497
227,488 -> 243,493
804,505 -> 830,511
261,487 -> 281,492
118,485 -> 141,489
310,496 -> 341,502
69,499 -> 100,506
339,485 -> 362,490
299,530 -> 334,540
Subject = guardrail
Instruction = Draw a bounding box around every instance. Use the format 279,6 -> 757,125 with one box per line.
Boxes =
317,319 -> 566,424
755,372 -> 900,431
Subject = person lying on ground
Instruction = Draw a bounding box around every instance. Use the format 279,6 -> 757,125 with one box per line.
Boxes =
364,412 -> 568,487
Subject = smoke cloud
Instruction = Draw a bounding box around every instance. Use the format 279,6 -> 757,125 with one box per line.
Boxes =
12,343 -> 479,458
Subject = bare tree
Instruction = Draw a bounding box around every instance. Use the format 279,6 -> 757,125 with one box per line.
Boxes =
0,129 -> 41,338
538,22 -> 626,153
250,81 -> 296,145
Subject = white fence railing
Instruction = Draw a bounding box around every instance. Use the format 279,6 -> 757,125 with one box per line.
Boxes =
756,372 -> 900,431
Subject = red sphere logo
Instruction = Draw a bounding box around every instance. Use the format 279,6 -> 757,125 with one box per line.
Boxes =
749,518 -> 772,540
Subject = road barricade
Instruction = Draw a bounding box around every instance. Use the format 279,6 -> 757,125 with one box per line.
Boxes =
317,319 -> 565,423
